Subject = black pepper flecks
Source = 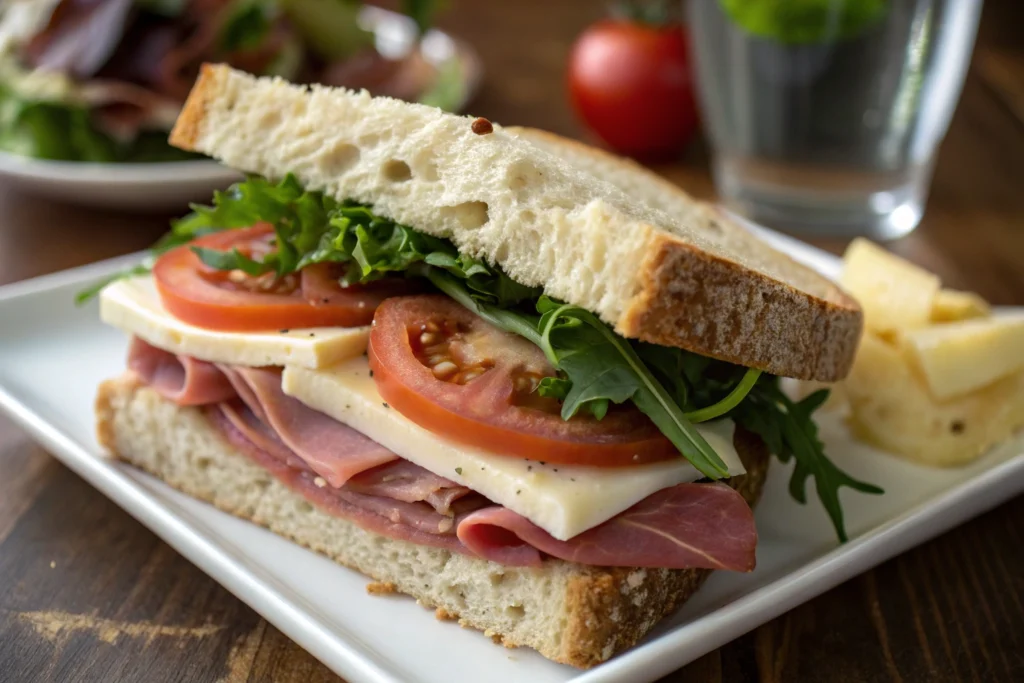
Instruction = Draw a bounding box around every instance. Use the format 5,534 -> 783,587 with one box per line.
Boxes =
279,329 -> 289,333
455,467 -> 463,475
527,465 -> 532,471
369,369 -> 374,378
516,490 -> 521,495
382,402 -> 389,409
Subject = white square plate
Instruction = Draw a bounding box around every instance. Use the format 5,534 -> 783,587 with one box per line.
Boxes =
0,230 -> 1021,683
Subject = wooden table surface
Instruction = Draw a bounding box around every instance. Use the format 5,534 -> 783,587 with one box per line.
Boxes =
2,1 -> 1022,681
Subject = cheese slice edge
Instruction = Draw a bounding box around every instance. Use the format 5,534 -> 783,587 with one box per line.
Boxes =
282,358 -> 746,541
100,276 -> 369,369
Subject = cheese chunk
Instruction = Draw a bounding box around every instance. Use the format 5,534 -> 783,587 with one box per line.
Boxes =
931,289 -> 990,323
282,358 -> 746,541
841,238 -> 940,334
846,332 -> 1024,466
100,276 -> 369,369
903,314 -> 1024,400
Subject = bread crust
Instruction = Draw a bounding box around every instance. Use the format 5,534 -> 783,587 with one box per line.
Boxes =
623,230 -> 861,379
168,63 -> 219,151
167,63 -> 861,381
96,375 -> 769,668
511,126 -> 862,380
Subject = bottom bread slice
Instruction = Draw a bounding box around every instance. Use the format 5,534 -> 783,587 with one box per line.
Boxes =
95,373 -> 769,668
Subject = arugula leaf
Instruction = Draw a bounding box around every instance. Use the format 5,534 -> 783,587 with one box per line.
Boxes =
734,379 -> 884,542
74,262 -> 153,305
536,301 -> 730,478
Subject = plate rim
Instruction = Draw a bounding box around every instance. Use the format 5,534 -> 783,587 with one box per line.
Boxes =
0,355 -> 410,683
0,153 -> 239,184
0,241 -> 1021,683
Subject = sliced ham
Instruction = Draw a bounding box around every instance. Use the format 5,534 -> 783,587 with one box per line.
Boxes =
220,401 -> 312,473
125,339 -> 759,571
220,399 -> 473,517
206,387 -> 757,571
218,366 -> 398,488
346,460 -> 474,516
207,404 -> 469,553
127,338 -> 236,406
457,484 -> 758,571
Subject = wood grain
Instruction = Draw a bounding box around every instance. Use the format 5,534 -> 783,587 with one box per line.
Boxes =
0,0 -> 1021,681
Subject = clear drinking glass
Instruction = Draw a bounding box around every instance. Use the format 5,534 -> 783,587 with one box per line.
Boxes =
686,0 -> 983,239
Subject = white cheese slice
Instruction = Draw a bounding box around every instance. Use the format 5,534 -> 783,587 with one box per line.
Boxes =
100,276 -> 369,369
282,358 -> 746,541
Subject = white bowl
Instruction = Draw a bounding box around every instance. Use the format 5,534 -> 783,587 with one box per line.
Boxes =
0,7 -> 481,212
0,154 -> 241,211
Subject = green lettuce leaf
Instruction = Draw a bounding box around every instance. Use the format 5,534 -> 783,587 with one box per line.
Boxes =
0,84 -> 199,163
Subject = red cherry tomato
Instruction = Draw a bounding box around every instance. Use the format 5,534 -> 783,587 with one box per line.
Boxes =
568,19 -> 698,160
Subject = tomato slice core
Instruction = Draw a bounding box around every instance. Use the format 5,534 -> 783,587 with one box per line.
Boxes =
152,224 -> 412,332
368,295 -> 679,466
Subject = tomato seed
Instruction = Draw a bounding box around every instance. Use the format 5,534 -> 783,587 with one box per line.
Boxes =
420,332 -> 438,346
432,361 -> 458,379
460,368 -> 484,383
426,354 -> 449,367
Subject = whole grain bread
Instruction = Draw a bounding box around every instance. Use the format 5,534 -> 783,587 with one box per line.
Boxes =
96,374 -> 770,668
170,64 -> 861,381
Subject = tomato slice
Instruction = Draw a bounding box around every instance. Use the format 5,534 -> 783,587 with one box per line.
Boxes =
368,295 -> 678,466
153,224 -> 413,332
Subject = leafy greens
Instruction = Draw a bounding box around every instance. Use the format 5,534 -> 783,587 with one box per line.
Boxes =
0,84 -> 201,163
81,174 -> 883,541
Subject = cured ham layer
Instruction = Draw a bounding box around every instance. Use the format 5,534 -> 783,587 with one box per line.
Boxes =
128,338 -> 758,571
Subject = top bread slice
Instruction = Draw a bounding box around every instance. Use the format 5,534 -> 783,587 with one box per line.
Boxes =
170,64 -> 862,381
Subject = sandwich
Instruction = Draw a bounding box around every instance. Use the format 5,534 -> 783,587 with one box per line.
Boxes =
89,64 -> 879,667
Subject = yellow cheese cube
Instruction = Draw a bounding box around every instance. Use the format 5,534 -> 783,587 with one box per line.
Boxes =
845,333 -> 1024,467
931,289 -> 991,322
841,238 -> 940,335
903,315 -> 1024,400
